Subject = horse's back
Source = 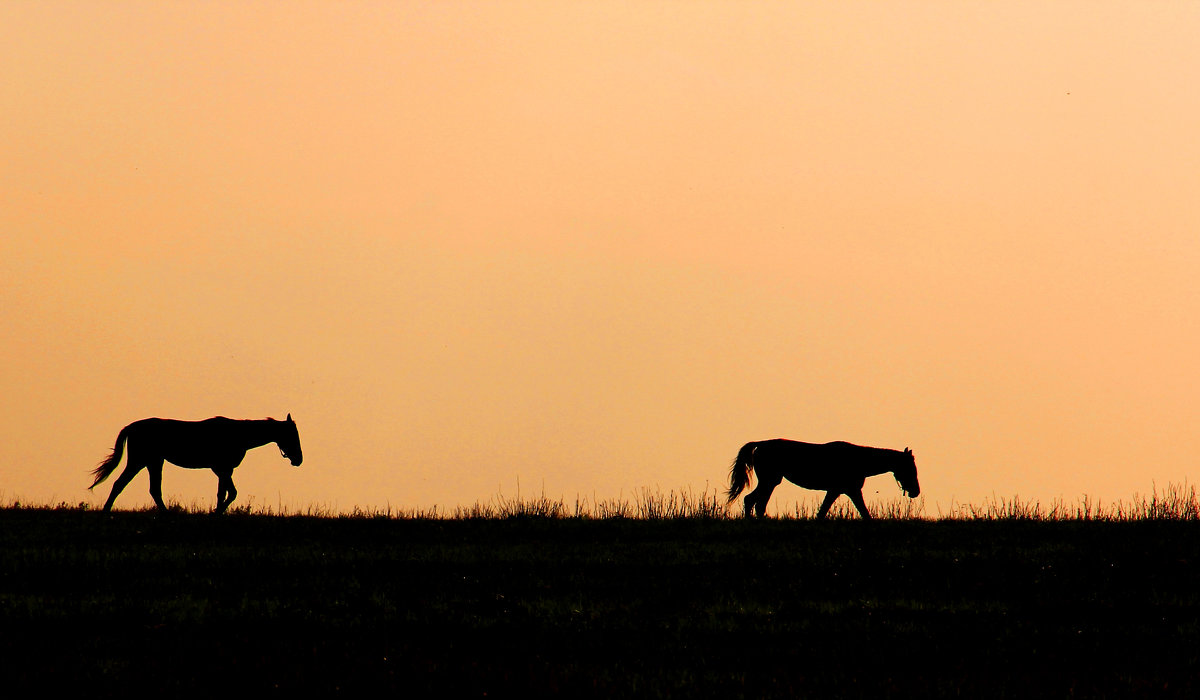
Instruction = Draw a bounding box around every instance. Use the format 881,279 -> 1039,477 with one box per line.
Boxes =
128,416 -> 235,437
753,439 -> 890,490
755,439 -> 862,456
757,439 -> 884,455
126,417 -> 246,462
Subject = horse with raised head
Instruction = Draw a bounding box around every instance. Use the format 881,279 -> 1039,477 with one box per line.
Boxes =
726,439 -> 919,519
89,415 -> 303,513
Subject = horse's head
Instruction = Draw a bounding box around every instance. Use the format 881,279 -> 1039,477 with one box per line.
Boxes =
277,413 -> 303,466
894,447 -> 919,498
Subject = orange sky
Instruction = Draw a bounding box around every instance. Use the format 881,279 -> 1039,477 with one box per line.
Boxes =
3,2 -> 1199,514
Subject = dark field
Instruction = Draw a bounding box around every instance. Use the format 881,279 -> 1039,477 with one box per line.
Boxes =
2,506 -> 1198,697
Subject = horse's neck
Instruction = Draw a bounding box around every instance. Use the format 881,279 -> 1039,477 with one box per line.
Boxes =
862,464 -> 891,478
237,420 -> 282,449
862,449 -> 902,478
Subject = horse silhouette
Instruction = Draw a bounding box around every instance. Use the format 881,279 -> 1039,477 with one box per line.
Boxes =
89,415 -> 303,513
726,439 -> 919,519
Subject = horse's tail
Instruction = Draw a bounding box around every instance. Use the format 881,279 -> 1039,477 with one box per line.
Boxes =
726,442 -> 758,504
90,424 -> 130,489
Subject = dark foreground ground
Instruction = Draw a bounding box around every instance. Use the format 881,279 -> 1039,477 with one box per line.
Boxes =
1,507 -> 1197,698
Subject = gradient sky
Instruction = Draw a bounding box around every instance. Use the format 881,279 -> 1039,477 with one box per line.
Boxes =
4,2 -> 1199,514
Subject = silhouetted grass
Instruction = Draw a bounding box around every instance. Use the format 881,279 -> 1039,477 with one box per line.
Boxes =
21,482 -> 1196,521
3,486 -> 1200,697
937,482 -> 1200,521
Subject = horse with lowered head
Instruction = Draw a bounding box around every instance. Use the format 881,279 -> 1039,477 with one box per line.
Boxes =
90,415 -> 303,513
727,439 -> 919,519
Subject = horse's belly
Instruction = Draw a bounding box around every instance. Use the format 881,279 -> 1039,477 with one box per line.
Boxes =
163,446 -> 246,470
782,464 -> 864,492
780,473 -> 823,490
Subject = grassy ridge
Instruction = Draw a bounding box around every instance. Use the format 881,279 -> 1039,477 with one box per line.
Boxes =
32,480 -> 1200,520
2,502 -> 1199,697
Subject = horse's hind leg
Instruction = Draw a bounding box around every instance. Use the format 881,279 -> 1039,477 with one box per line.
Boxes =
147,459 -> 167,511
744,476 -> 781,518
213,470 -> 236,514
102,462 -> 144,512
816,491 -> 840,520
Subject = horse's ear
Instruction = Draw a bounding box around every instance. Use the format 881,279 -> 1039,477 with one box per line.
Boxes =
905,447 -> 912,455
287,413 -> 293,422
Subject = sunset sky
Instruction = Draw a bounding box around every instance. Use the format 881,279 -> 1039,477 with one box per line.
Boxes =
3,2 -> 1199,515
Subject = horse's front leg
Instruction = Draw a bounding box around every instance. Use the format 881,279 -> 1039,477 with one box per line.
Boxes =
847,489 -> 872,520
